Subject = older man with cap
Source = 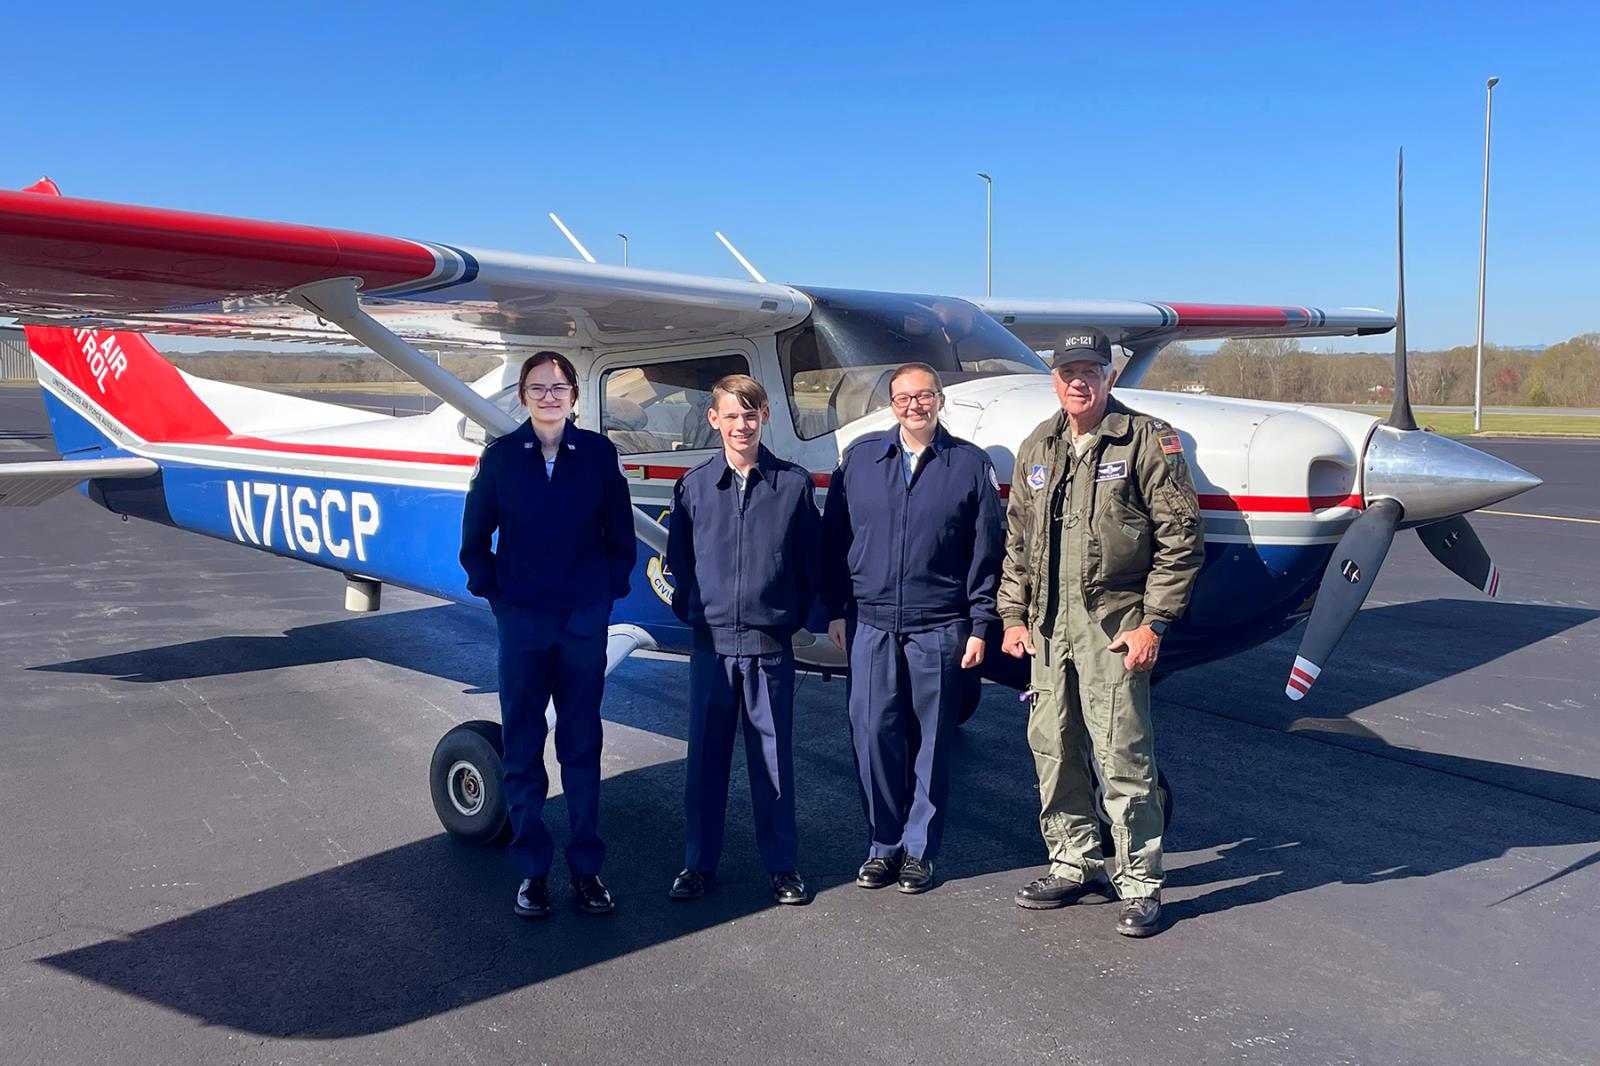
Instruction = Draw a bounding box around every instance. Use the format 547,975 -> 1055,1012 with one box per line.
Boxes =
998,328 -> 1203,937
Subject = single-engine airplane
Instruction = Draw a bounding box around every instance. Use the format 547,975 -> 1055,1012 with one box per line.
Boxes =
0,169 -> 1539,843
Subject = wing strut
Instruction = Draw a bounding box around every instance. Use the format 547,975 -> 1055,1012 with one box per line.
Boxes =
286,276 -> 669,554
1114,339 -> 1170,389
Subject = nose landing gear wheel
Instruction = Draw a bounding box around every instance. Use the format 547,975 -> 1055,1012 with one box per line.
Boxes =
429,720 -> 511,845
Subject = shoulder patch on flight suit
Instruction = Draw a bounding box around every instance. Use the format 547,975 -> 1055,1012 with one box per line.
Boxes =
1026,464 -> 1048,490
1158,433 -> 1183,455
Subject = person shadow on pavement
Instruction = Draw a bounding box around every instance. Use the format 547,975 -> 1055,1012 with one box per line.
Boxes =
38,596 -> 1600,1037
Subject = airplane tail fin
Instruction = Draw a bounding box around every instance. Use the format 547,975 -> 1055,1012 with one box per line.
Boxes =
25,324 -> 232,456
20,178 -> 232,457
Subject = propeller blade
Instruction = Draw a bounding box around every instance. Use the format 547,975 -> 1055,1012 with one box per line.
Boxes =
1417,514 -> 1500,598
1286,498 -> 1404,700
1388,148 -> 1417,432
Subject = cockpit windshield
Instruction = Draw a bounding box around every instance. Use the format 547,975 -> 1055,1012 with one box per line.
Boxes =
778,287 -> 1048,440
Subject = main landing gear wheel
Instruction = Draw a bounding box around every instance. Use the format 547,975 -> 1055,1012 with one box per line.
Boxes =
1095,768 -> 1173,857
429,720 -> 511,845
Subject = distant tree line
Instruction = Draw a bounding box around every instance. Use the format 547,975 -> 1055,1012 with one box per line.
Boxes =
165,350 -> 502,385
1135,332 -> 1600,407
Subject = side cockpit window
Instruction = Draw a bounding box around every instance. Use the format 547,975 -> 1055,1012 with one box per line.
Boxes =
600,353 -> 751,454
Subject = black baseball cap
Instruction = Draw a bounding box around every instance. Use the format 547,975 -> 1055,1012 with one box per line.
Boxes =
1051,327 -> 1114,368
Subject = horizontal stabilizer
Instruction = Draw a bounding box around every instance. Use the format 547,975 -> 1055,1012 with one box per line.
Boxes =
0,457 -> 158,507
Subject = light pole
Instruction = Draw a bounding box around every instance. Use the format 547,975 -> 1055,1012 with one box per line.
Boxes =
1473,76 -> 1499,432
618,232 -> 629,267
976,172 -> 993,297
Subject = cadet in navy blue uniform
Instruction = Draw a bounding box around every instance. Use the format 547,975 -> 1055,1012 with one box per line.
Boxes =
460,351 -> 637,918
821,362 -> 1004,894
665,374 -> 820,906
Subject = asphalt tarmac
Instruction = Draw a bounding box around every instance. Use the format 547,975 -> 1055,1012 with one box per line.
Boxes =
2,383 -> 1598,1065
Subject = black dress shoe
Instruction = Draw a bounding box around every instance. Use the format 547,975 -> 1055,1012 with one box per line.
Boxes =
514,876 -> 549,918
856,854 -> 902,889
897,856 -> 934,894
1116,896 -> 1162,937
572,874 -> 615,915
669,868 -> 714,901
771,871 -> 809,905
1014,873 -> 1114,910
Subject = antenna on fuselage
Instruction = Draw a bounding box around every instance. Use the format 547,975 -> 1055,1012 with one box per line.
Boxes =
714,231 -> 768,284
548,213 -> 598,264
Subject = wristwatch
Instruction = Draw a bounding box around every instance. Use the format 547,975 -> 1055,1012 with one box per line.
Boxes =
1146,619 -> 1169,637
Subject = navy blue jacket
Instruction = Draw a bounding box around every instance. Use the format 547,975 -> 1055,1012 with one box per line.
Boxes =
460,419 -> 637,612
821,424 -> 1003,638
667,446 -> 822,656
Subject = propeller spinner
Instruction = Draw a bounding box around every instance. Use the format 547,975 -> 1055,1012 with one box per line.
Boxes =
1283,151 -> 1540,701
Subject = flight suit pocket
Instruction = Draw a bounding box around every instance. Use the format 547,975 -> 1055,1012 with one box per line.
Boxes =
1097,503 -> 1152,588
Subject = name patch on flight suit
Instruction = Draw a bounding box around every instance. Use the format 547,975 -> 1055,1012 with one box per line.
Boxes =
1095,460 -> 1127,482
1027,464 -> 1048,489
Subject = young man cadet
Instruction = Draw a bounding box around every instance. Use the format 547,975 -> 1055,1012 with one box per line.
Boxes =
821,362 -> 1004,894
998,328 -> 1204,937
665,374 -> 820,905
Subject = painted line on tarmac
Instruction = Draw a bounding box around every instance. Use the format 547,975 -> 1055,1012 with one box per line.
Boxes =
1481,509 -> 1600,526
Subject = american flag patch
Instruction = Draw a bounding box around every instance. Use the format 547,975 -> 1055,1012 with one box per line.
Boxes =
1158,434 -> 1183,455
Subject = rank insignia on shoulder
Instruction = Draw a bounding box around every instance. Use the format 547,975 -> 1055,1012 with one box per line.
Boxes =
1158,434 -> 1184,455
1026,464 -> 1048,490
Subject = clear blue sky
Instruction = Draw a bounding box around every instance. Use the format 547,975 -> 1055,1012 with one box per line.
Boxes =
9,1 -> 1596,349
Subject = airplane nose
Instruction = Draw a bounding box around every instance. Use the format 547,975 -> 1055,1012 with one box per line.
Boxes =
1363,424 -> 1542,524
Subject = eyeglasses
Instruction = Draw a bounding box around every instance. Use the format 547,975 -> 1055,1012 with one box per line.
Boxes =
522,383 -> 573,400
890,390 -> 940,410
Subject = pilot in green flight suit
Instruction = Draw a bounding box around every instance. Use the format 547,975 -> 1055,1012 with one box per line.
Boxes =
998,328 -> 1204,938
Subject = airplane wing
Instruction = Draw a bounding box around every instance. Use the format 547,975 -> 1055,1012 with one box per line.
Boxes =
975,298 -> 1395,350
0,181 -> 1390,361
0,457 -> 159,507
0,180 -> 811,353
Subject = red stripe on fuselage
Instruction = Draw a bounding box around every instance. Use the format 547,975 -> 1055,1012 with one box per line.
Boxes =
190,434 -> 480,467
1200,493 -> 1363,513
623,466 -> 1355,512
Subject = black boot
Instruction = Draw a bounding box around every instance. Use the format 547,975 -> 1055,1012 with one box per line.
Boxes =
514,876 -> 549,918
669,869 -> 714,901
897,856 -> 935,894
771,871 -> 809,905
572,874 -> 615,915
1115,896 -> 1162,938
856,853 -> 902,889
1014,873 -> 1114,910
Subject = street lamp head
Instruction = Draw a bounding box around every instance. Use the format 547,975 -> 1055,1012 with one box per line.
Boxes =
1487,76 -> 1500,89
976,172 -> 991,183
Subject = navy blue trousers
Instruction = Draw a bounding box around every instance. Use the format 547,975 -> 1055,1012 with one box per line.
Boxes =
495,604 -> 608,879
684,646 -> 798,874
846,619 -> 966,863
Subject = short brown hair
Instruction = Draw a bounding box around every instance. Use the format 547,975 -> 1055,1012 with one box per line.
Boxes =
709,373 -> 767,412
518,350 -> 579,404
888,362 -> 944,394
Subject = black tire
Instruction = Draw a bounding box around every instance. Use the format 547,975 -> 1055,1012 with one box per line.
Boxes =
1096,768 -> 1174,857
429,720 -> 511,845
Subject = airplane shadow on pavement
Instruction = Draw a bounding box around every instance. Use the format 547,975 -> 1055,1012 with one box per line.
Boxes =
37,597 -> 1600,1037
